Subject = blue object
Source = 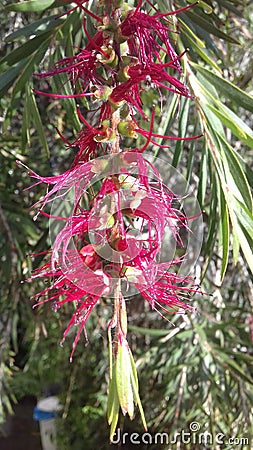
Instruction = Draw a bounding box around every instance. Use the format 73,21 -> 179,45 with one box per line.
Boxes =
33,406 -> 58,421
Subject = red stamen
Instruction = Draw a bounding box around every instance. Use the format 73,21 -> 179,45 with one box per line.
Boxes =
162,49 -> 188,67
38,210 -> 69,220
77,105 -> 93,129
55,128 -> 71,146
74,0 -> 103,23
147,139 -> 171,148
56,5 -> 78,19
77,106 -> 104,135
82,17 -> 91,40
134,0 -> 143,15
33,89 -> 94,99
136,128 -> 203,141
154,2 -> 199,18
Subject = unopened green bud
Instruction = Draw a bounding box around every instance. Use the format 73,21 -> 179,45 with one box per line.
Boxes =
92,85 -> 112,101
121,55 -> 139,67
118,120 -> 137,138
97,46 -> 118,67
94,121 -> 116,142
116,66 -> 130,82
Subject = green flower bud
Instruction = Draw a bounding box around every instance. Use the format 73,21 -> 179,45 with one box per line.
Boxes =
118,120 -> 137,138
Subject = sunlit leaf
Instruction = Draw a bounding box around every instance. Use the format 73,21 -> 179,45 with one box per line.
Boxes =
206,102 -> 253,149
219,189 -> 230,281
191,63 -> 253,112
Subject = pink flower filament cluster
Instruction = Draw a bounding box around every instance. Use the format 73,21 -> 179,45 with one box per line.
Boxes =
29,0 -> 201,359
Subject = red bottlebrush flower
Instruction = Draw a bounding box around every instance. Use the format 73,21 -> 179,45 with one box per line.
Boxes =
31,210 -> 111,361
139,266 -> 198,316
71,127 -> 104,164
70,103 -> 114,164
109,60 -> 191,115
32,262 -> 106,362
120,9 -> 181,69
35,30 -> 111,96
25,0 -> 206,434
27,150 -> 200,357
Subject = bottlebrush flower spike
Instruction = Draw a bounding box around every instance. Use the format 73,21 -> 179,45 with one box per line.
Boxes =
24,0 -> 205,438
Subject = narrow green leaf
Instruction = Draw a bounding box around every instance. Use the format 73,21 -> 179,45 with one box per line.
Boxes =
188,71 -> 225,136
202,122 -> 253,270
196,1 -> 213,14
194,323 -> 208,345
129,370 -> 147,431
0,59 -> 28,97
108,326 -> 113,380
172,97 -> 190,167
109,406 -> 119,443
207,103 -> 253,149
225,195 -> 253,272
195,71 -> 220,101
5,0 -> 55,12
186,124 -> 197,183
0,31 -> 53,69
27,88 -> 50,157
107,367 -> 119,425
192,63 -> 253,113
12,37 -> 52,97
181,27 -> 221,72
219,189 -> 230,281
153,94 -> 178,159
184,10 -> 240,44
232,197 -> 253,241
129,350 -> 139,391
22,86 -> 31,149
214,349 -> 253,384
236,155 -> 253,190
108,367 -> 120,442
11,312 -> 19,354
231,223 -> 240,265
5,15 -> 63,42
197,145 -> 208,207
4,396 -> 14,415
218,133 -> 253,211
179,19 -> 206,48
203,175 -> 219,258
